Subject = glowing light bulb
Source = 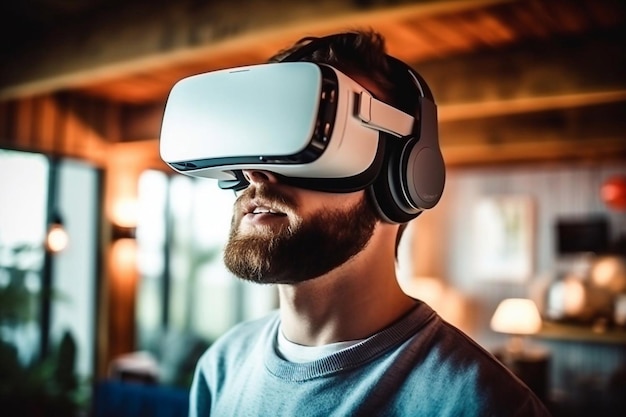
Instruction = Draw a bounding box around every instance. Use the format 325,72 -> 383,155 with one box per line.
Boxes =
46,223 -> 68,253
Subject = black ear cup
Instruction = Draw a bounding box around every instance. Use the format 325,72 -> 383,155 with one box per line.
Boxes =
400,96 -> 445,211
368,135 -> 422,224
368,65 -> 446,224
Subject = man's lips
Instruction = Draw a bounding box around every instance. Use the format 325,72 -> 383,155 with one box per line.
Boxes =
248,206 -> 287,216
242,199 -> 288,216
241,200 -> 289,223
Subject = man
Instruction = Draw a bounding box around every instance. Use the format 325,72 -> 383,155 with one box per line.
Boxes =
186,30 -> 551,416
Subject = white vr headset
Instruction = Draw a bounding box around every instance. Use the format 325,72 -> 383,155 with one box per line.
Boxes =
160,59 -> 445,223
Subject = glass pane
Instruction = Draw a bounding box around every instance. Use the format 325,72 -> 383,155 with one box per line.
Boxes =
50,158 -> 100,379
168,175 -> 195,331
189,179 -> 239,340
0,149 -> 48,365
136,170 -> 168,350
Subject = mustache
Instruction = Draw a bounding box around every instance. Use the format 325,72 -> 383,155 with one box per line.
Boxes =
234,183 -> 299,214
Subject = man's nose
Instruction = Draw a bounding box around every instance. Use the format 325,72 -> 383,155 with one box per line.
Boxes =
242,169 -> 279,185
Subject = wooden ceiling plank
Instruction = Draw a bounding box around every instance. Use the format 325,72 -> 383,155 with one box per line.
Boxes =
0,0 -> 514,102
502,2 -> 554,39
545,0 -> 590,34
463,12 -> 517,46
584,0 -> 626,27
438,90 -> 626,122
379,22 -> 444,62
424,16 -> 479,50
442,136 -> 626,166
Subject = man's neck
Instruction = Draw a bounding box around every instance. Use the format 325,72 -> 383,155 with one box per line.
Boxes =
277,227 -> 416,346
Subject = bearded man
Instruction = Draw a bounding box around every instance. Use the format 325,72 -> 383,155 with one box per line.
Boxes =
171,29 -> 552,417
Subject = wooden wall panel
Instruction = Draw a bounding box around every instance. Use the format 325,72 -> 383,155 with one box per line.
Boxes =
36,95 -> 58,149
0,93 -> 119,165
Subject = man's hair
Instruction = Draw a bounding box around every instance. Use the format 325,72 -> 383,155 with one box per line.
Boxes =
268,29 -> 419,116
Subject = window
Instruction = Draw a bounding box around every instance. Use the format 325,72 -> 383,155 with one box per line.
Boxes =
0,149 -> 48,364
136,171 -> 277,352
0,149 -> 100,379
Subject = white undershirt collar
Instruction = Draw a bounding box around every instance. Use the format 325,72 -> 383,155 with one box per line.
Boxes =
276,324 -> 364,363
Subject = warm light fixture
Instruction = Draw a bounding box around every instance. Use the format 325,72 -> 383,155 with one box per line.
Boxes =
112,223 -> 136,241
591,256 -> 626,293
490,298 -> 542,356
110,238 -> 138,278
45,212 -> 68,253
112,198 -> 138,228
111,197 -> 138,240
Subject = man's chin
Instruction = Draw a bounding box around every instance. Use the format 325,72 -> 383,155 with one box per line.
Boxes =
236,220 -> 291,239
237,223 -> 274,237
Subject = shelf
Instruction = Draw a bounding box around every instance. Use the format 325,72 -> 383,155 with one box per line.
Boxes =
535,321 -> 626,345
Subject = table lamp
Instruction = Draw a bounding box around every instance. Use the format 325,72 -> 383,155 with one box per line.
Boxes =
490,298 -> 550,401
490,298 -> 542,357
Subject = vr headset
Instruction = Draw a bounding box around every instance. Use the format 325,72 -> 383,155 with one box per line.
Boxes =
160,36 -> 445,223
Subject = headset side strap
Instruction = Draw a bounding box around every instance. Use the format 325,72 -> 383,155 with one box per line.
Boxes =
357,92 -> 414,137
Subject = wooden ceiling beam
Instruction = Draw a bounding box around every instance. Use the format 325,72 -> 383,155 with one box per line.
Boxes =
442,137 -> 626,167
416,26 -> 626,106
439,90 -> 626,122
0,0 -> 508,102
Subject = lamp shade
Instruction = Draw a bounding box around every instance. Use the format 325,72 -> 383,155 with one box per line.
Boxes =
490,298 -> 542,335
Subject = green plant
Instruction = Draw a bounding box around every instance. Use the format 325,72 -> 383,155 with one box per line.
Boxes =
0,244 -> 88,416
0,330 -> 89,417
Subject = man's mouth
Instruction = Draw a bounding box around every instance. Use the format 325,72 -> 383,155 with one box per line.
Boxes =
251,206 -> 287,216
242,199 -> 289,218
238,202 -> 289,230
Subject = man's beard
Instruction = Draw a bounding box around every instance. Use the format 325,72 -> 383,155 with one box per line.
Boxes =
223,185 -> 378,284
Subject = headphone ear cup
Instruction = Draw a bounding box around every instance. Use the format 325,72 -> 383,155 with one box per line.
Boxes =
369,58 -> 444,222
368,136 -> 422,224
401,98 -> 445,210
369,130 -> 445,224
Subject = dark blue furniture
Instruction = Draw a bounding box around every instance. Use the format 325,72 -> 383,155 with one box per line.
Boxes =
93,380 -> 189,417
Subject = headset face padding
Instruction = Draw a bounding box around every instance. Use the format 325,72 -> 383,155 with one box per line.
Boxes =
281,34 -> 446,224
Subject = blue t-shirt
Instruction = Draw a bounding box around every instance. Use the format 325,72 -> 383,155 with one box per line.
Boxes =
190,301 -> 551,416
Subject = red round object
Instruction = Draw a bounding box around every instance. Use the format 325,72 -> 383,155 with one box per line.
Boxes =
601,175 -> 626,211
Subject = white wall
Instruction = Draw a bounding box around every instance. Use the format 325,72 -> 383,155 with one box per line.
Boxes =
401,161 -> 626,344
